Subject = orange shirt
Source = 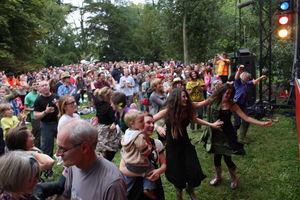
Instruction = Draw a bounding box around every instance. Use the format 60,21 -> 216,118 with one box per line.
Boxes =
215,59 -> 230,76
6,78 -> 21,88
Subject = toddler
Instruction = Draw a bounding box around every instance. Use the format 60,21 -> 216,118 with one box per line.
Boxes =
0,103 -> 22,137
121,109 -> 156,199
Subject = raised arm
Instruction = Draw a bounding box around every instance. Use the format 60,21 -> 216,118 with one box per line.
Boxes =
231,104 -> 272,127
193,98 -> 213,108
235,65 -> 244,80
153,109 -> 167,122
253,75 -> 267,85
192,116 -> 223,129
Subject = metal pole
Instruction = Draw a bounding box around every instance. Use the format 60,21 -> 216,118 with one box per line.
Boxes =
239,0 -> 242,47
268,0 -> 272,102
294,0 -> 300,79
259,0 -> 263,102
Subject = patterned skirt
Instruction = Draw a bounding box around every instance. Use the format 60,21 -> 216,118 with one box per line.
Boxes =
95,124 -> 122,152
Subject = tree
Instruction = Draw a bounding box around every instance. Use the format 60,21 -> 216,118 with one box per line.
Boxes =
0,0 -> 49,71
84,0 -> 139,61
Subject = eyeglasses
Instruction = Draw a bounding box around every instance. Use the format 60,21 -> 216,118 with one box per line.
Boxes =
56,143 -> 81,154
65,101 -> 76,105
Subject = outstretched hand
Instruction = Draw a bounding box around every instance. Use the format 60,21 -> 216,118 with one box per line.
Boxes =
261,75 -> 267,79
263,121 -> 272,127
156,126 -> 166,137
211,119 -> 224,129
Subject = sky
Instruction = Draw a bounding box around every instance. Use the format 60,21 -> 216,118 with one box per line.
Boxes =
62,0 -> 147,28
63,0 -> 146,7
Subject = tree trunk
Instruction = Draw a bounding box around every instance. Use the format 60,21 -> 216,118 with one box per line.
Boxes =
80,7 -> 87,58
183,10 -> 189,65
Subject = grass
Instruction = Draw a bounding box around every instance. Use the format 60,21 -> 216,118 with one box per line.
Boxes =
52,107 -> 299,200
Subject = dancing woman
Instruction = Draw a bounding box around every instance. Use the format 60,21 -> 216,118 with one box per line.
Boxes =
153,88 -> 223,200
196,84 -> 272,189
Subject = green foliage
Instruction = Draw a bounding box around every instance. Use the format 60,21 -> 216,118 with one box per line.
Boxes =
35,1 -> 81,67
0,0 -> 48,71
131,4 -> 163,62
0,0 -> 80,71
83,1 -> 137,61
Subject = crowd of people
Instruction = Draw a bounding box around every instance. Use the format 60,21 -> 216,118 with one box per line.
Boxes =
0,55 -> 272,200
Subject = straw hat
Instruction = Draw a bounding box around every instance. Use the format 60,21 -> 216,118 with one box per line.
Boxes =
172,77 -> 184,87
60,71 -> 70,79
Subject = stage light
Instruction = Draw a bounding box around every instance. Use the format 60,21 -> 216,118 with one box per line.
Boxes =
279,1 -> 290,11
276,1 -> 293,40
278,15 -> 290,25
278,28 -> 289,39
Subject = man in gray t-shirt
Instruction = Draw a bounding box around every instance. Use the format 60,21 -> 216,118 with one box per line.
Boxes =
56,120 -> 127,200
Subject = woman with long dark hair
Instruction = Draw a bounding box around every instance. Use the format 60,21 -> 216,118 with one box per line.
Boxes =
154,88 -> 223,200
197,84 -> 272,189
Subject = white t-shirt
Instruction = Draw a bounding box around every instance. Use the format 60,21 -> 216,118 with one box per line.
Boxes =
118,76 -> 135,96
57,113 -> 81,132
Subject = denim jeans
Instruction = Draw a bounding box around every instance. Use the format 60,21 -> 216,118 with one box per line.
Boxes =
32,119 -> 41,149
125,164 -> 156,191
40,122 -> 57,157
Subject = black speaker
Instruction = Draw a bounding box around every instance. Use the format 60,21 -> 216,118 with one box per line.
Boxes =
237,49 -> 251,56
234,55 -> 257,106
236,56 -> 256,79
